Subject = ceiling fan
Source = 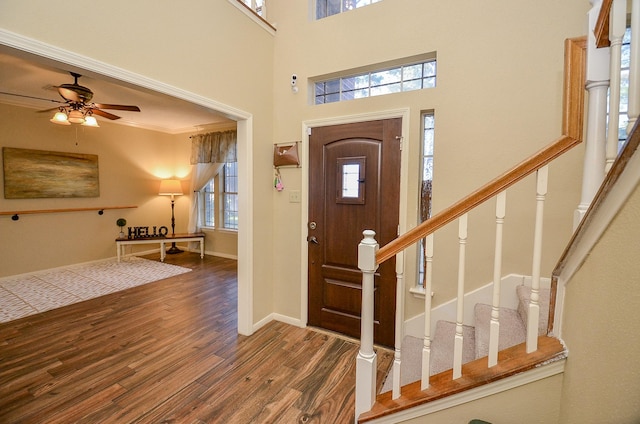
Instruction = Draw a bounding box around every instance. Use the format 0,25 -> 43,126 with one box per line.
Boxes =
0,72 -> 141,126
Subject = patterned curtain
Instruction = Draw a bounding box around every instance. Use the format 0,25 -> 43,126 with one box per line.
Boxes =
190,130 -> 237,164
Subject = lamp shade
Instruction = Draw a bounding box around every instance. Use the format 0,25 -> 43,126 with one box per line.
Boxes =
50,111 -> 70,125
68,109 -> 85,124
83,115 -> 100,127
158,179 -> 183,196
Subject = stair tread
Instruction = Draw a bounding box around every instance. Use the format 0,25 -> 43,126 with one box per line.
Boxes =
431,320 -> 476,375
474,303 -> 526,359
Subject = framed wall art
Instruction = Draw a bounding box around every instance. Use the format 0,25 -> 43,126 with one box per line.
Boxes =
2,147 -> 99,199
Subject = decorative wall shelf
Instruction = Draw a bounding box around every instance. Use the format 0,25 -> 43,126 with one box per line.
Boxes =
0,206 -> 138,221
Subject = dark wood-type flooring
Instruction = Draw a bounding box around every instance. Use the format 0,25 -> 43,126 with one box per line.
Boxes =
0,253 -> 393,423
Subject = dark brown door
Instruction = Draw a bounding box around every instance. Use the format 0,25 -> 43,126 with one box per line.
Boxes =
308,118 -> 401,348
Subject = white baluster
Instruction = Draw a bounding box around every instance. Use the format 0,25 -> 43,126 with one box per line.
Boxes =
488,191 -> 506,367
355,230 -> 379,419
453,214 -> 468,380
527,167 -> 548,353
421,234 -> 434,390
606,0 -> 628,171
628,0 -> 640,134
392,252 -> 404,400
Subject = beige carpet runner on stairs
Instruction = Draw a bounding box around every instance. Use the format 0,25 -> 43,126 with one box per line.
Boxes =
381,285 -> 550,392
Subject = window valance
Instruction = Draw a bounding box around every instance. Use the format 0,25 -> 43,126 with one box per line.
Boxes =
190,130 -> 237,164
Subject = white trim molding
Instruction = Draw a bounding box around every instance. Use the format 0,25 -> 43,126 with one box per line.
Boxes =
0,28 -> 256,338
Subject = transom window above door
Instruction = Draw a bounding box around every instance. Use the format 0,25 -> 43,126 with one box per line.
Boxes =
316,0 -> 382,19
313,55 -> 436,105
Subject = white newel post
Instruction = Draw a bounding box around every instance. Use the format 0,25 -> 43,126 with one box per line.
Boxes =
355,230 -> 379,421
606,0 -> 628,171
576,0 -> 610,228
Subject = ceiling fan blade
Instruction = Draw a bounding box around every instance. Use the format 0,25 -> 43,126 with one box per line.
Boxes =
0,91 -> 65,105
57,86 -> 83,103
93,103 -> 140,112
37,107 -> 65,113
91,108 -> 121,120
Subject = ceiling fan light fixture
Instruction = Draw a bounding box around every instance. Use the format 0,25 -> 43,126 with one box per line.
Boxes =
83,115 -> 100,127
50,110 -> 70,125
67,109 -> 85,124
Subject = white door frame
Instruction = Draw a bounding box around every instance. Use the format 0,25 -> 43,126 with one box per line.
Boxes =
0,28 -> 255,336
300,108 -> 411,327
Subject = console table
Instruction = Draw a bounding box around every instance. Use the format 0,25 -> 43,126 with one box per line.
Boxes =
116,233 -> 205,262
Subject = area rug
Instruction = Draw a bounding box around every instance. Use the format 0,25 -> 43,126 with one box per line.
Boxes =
0,257 -> 191,323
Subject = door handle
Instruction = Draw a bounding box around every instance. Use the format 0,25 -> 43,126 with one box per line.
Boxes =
307,236 -> 319,245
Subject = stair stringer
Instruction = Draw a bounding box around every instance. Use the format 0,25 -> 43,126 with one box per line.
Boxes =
405,274 -> 551,340
361,358 -> 566,424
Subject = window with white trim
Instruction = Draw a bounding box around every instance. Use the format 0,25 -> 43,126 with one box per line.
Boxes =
316,0 -> 382,19
240,0 -> 265,17
203,179 -> 215,228
417,112 -> 435,287
618,27 -> 631,149
314,59 -> 436,104
223,162 -> 239,230
201,162 -> 238,231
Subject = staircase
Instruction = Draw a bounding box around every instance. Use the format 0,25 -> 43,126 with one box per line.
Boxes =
356,0 -> 640,419
381,285 -> 550,391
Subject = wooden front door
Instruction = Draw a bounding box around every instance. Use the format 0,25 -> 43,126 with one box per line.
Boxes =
308,118 -> 401,348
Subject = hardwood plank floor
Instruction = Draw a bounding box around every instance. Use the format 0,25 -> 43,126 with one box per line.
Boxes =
0,253 -> 393,423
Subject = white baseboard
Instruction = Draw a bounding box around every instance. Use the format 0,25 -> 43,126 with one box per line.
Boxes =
203,249 -> 238,260
405,274 -> 551,339
253,312 -> 305,333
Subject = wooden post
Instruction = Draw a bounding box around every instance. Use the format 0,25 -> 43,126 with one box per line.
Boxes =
355,230 -> 379,421
489,191 -> 506,367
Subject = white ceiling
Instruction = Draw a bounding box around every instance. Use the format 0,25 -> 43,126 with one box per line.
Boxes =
0,47 -> 235,135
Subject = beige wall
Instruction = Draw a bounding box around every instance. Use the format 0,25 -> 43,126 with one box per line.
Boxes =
268,0 -> 588,321
399,374 -> 563,424
0,103 -> 239,277
0,103 -> 188,275
558,183 -> 640,423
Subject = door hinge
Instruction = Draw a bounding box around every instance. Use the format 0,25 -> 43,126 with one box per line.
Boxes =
308,127 -> 312,136
396,135 -> 403,150
397,224 -> 401,236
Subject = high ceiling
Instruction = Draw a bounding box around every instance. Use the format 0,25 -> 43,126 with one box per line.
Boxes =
0,48 -> 234,135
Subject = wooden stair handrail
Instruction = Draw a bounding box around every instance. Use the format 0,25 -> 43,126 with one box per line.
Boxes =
377,136 -> 580,264
376,36 -> 586,265
594,0 -> 614,48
